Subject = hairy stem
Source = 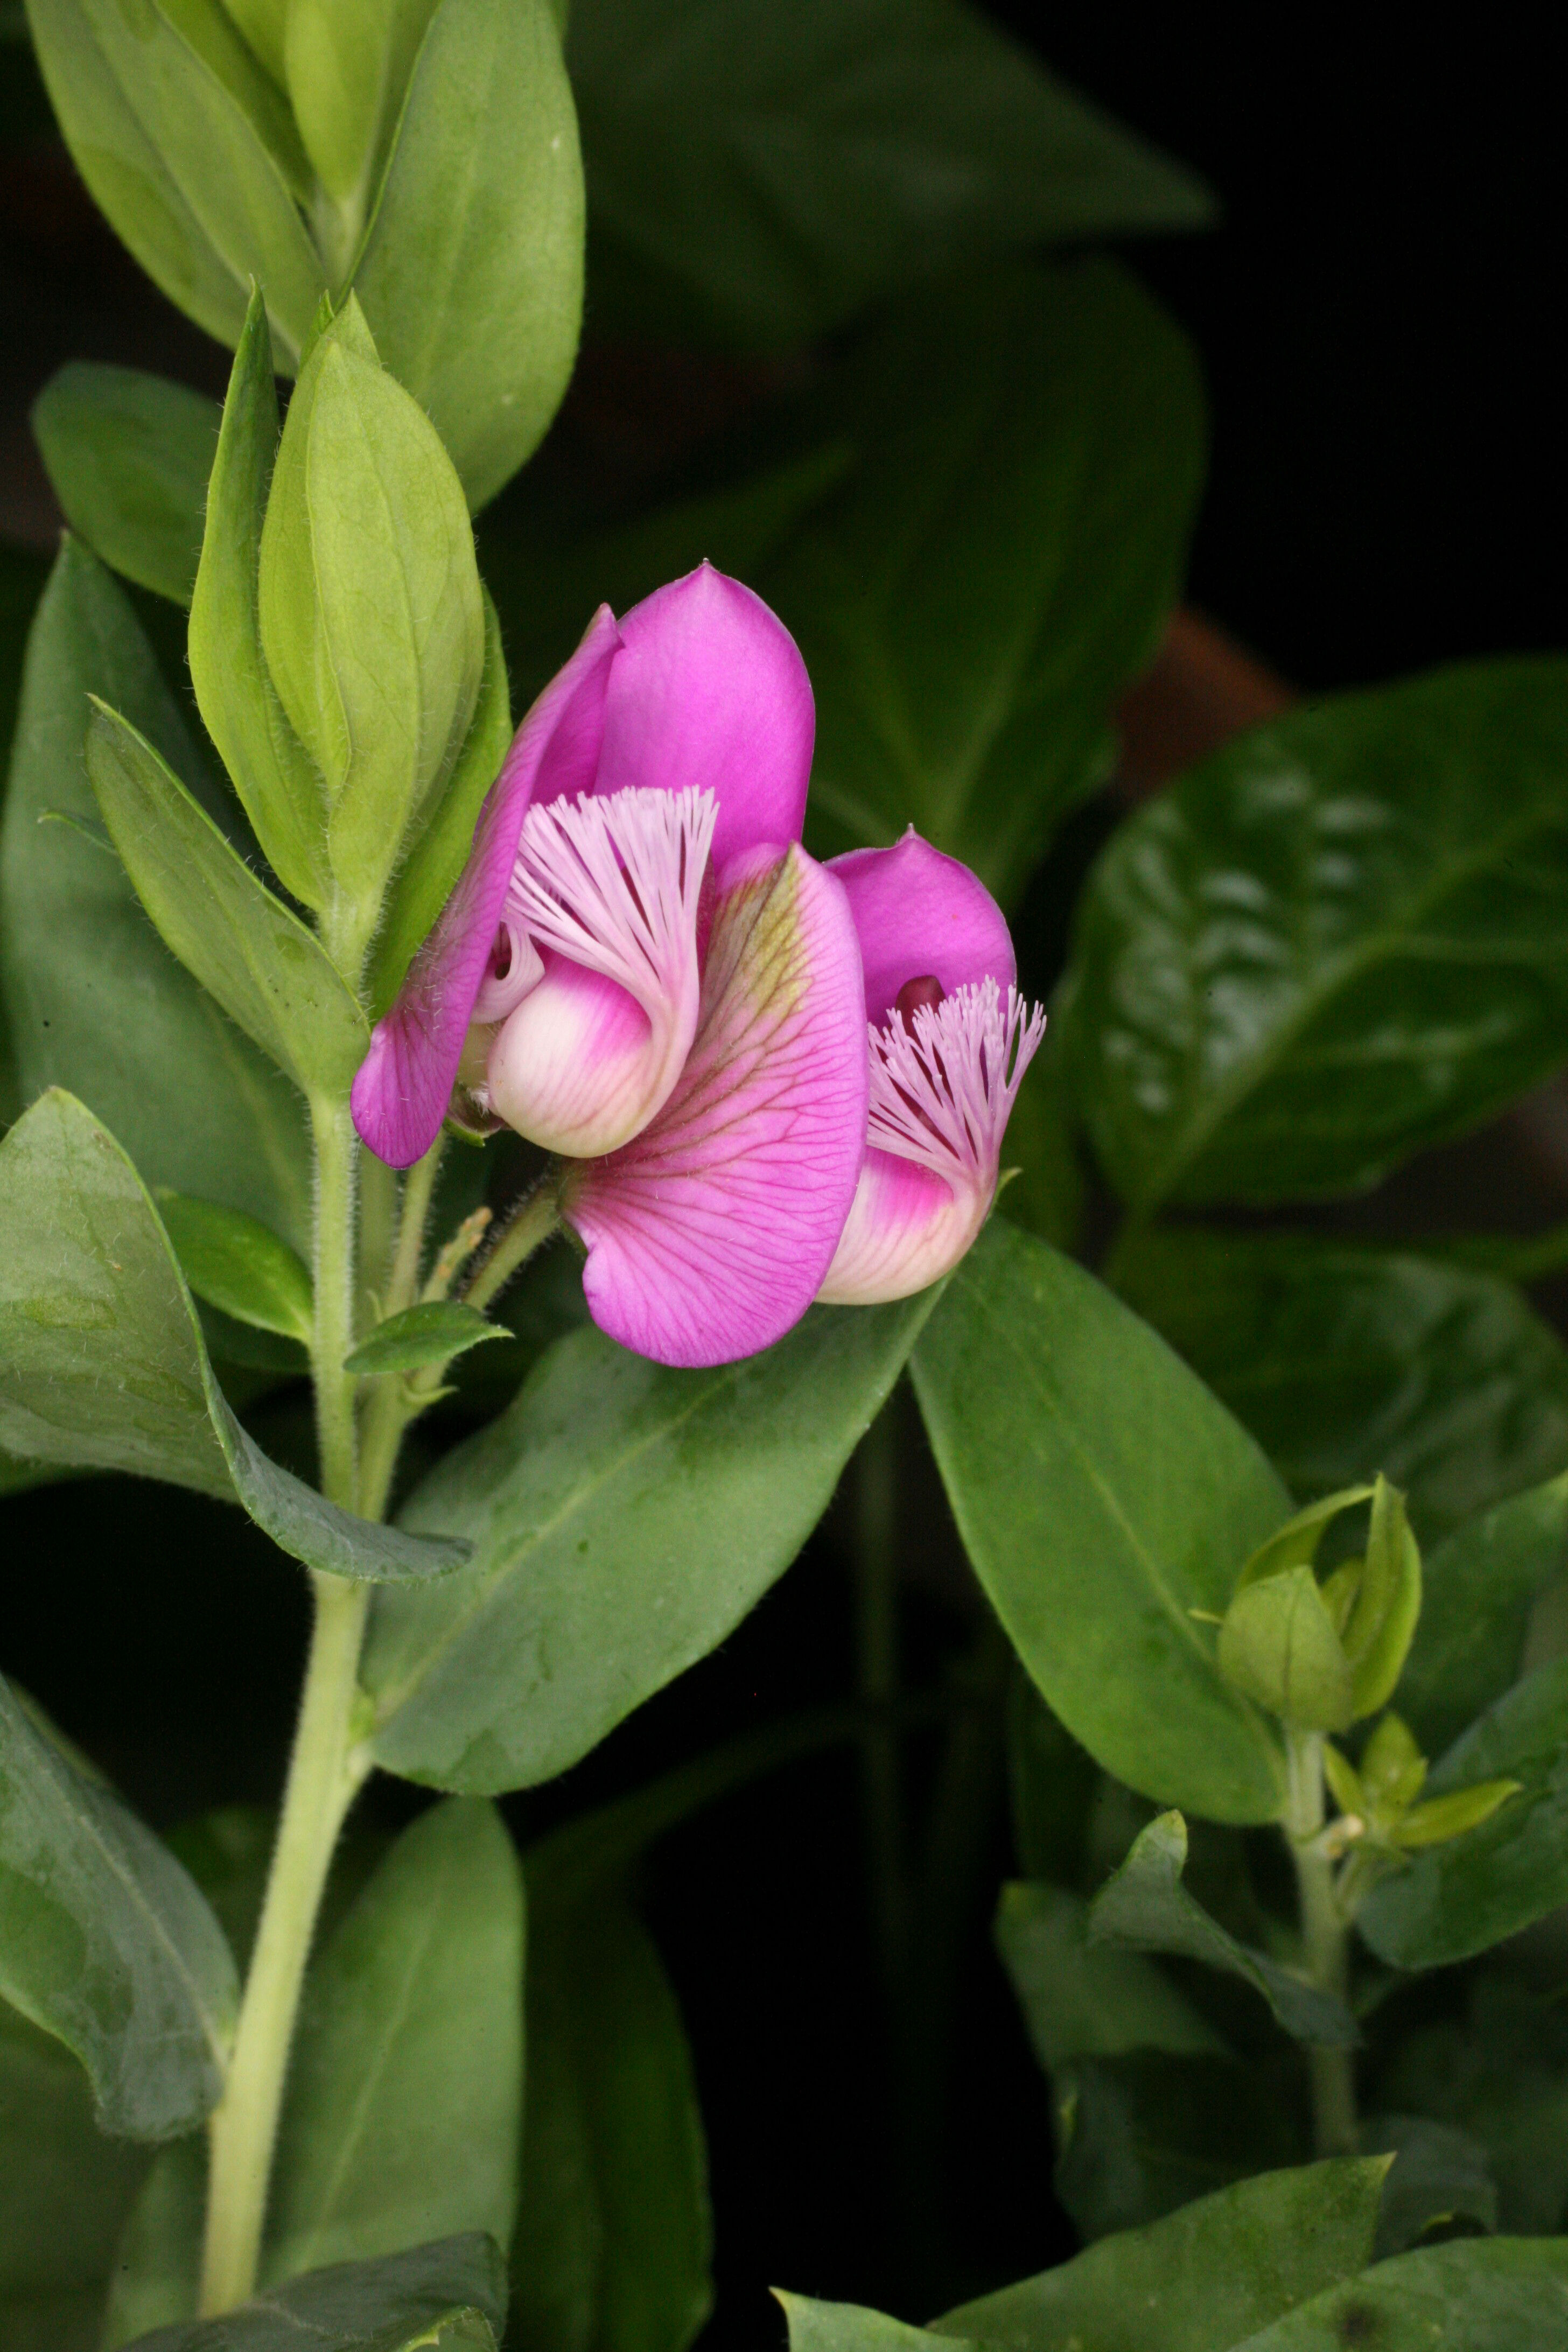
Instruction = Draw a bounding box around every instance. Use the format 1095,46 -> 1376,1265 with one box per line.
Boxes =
1285,1727 -> 1359,2157
355,1137 -> 447,1522
310,1097 -> 360,1513
461,1175 -> 560,1315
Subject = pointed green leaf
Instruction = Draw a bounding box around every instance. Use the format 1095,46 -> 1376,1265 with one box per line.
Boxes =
996,1880 -> 1225,2073
31,365 -> 219,607
1343,1478 -> 1422,1719
0,1089 -> 466,1584
1051,2050 -> 1308,2243
156,1193 -> 313,1344
1,537 -> 312,1252
121,2235 -> 507,2352
365,1292 -> 940,1792
1089,1812 -> 1359,2047
1226,2237 -> 1568,2352
345,1302 -> 503,1376
1236,1487 -> 1378,1592
84,703 -> 369,1103
0,1674 -> 237,2139
283,0 -> 437,220
102,2137 -> 206,2348
910,1221 -> 1288,1825
1219,1566 -> 1356,1733
778,2304 -> 943,2352
1396,1780 -> 1521,1849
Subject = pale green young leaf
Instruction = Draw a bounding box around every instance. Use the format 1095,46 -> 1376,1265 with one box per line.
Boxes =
1342,1477 -> 1422,1720
31,365 -> 219,606
0,537 -> 312,1252
352,0 -> 583,510
1395,1780 -> 1520,1849
219,0 -> 286,81
84,703 -> 369,1102
1088,1812 -> 1359,2047
366,1292 -> 939,1792
1218,1567 -> 1355,1733
1226,2237 -> 1568,2351
911,1222 -> 1288,1825
0,1675 -> 238,2140
284,0 -> 438,217
0,1089 -> 466,1585
344,1303 -> 503,1376
123,2234 -> 507,2352
156,1193 -> 313,1344
995,1880 -> 1225,2074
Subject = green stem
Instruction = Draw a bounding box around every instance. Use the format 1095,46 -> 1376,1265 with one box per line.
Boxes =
356,1137 -> 447,1522
1284,1727 -> 1359,2157
310,1097 -> 359,1512
461,1176 -> 559,1315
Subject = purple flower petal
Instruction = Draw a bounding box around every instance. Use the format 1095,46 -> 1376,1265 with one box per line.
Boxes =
580,564 -> 815,870
352,606 -> 621,1167
828,831 -> 1016,1023
816,1148 -> 986,1307
562,844 -> 867,1367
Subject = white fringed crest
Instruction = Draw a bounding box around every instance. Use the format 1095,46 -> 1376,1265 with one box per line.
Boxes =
506,785 -> 717,1016
866,978 -> 1047,1187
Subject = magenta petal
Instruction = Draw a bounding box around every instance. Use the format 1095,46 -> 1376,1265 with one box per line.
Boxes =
584,564 -> 815,870
828,831 -> 1017,1023
352,606 -> 621,1167
562,845 -> 868,1368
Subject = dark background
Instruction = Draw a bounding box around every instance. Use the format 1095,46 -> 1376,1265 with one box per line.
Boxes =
4,8 -> 1567,2346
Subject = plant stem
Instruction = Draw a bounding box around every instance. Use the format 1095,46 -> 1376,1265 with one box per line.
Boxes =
309,1097 -> 360,1512
355,1137 -> 447,1522
200,1573 -> 370,2310
1284,1726 -> 1359,2157
461,1176 -> 559,1315
384,1137 -> 446,1321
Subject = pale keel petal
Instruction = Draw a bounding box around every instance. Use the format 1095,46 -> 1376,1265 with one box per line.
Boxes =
816,1151 -> 989,1306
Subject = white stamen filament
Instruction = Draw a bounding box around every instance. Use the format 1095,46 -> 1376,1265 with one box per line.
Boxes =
505,784 -> 717,1018
866,977 -> 1046,1190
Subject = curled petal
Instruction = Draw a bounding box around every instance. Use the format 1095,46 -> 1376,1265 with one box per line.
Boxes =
815,1151 -> 989,1307
562,845 -> 867,1367
829,831 -> 1016,1023
587,564 -> 815,870
352,607 -> 620,1167
487,958 -> 657,1157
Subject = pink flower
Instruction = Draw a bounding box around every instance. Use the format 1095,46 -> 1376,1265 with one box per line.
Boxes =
352,564 -> 868,1368
816,833 -> 1046,1306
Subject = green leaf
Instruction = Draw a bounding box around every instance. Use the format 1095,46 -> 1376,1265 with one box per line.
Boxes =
353,0 -> 583,512
1382,1972 -> 1568,2237
0,1673 -> 237,2140
22,0 -> 322,367
1089,1812 -> 1358,2047
365,1291 -> 939,1792
510,1890 -> 711,2352
1343,1478 -> 1423,1721
1110,1228 -> 1568,1542
568,0 -> 1212,351
934,2158 -> 1387,2351
766,260 -> 1202,908
102,2137 -> 206,2348
345,1303 -> 504,1376
0,2000 -> 148,2352
1224,2238 -> 1568,2352
1049,2050 -> 1307,2242
282,0 -> 436,225
83,701 -> 369,1103
188,291 -> 331,913
995,1041 -> 1085,1252
1398,1471 -> 1568,1756
776,2302 -> 939,2352
1363,2115 -> 1498,2260
1218,1567 -> 1355,1733
1061,660 -> 1568,1207
156,1194 -> 313,1345
996,1880 -> 1226,2072
31,365 -> 219,607
263,1801 -> 523,2282
257,301 -> 485,934
910,1221 -> 1288,1825
122,2234 -> 508,2352
0,1089 -> 466,1585
1359,1655 -> 1568,1968
1,537 -> 312,1254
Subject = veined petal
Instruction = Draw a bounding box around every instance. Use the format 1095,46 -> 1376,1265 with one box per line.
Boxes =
586,564 -> 815,870
829,831 -> 1016,1022
817,979 -> 1046,1306
352,606 -> 620,1167
562,845 -> 867,1368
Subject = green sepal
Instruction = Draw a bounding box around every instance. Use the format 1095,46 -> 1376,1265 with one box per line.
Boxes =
345,1300 -> 504,1376
1396,1780 -> 1522,1850
1234,1485 -> 1377,1593
1217,1564 -> 1355,1733
1343,1475 -> 1423,1719
1321,1741 -> 1365,1820
1360,1712 -> 1427,1815
156,1191 -> 314,1344
188,288 -> 332,910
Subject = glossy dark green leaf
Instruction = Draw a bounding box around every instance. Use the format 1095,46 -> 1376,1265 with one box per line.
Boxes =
353,0 -> 583,511
510,1889 -> 711,2352
568,0 -> 1212,351
0,1999 -> 149,2352
996,1042 -> 1085,1252
264,1802 -> 524,2282
0,537 -> 313,1252
1227,2238 -> 1568,2352
765,261 -> 1202,907
1363,2115 -> 1498,2260
156,1194 -> 313,1345
1111,1229 -> 1568,1542
1088,1812 -> 1358,2047
31,366 -> 219,607
996,1880 -> 1224,2073
1382,1973 -> 1568,2238
1062,661 -> 1568,1207
911,1222 -> 1289,1824
0,1673 -> 237,2140
1398,1471 -> 1568,1755
22,0 -> 321,366
363,1291 -> 939,1792
127,2234 -> 507,2352
1360,1656 -> 1568,1968
934,2158 -> 1385,2352
1049,2050 -> 1307,2243
0,1089 -> 467,1585
85,702 -> 370,1102
345,1302 -> 505,1377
